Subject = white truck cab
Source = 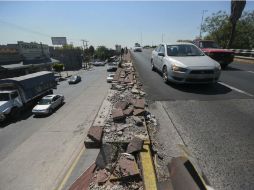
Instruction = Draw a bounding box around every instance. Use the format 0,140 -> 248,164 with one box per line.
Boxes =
0,90 -> 23,121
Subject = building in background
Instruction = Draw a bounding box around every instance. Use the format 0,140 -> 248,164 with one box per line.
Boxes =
50,46 -> 82,70
115,44 -> 121,54
0,41 -> 56,79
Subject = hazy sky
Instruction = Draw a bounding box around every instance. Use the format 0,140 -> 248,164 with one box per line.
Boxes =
0,1 -> 253,48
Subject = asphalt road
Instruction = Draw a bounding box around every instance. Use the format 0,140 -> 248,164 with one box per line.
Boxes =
132,49 -> 254,190
0,67 -> 109,190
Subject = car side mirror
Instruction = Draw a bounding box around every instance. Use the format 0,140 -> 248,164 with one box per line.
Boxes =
158,52 -> 165,57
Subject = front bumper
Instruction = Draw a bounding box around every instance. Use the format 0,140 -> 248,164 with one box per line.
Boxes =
32,109 -> 49,115
168,69 -> 221,84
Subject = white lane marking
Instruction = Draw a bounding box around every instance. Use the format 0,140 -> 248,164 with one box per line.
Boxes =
247,71 -> 254,74
219,82 -> 254,97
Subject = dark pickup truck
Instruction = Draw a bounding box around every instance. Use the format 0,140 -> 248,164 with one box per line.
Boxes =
193,39 -> 234,69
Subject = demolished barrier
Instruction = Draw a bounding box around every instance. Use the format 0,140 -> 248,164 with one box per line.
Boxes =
69,56 -> 213,190
82,61 -> 155,190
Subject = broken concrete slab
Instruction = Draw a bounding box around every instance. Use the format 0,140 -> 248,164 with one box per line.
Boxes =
95,143 -> 125,170
133,109 -> 145,116
132,116 -> 143,126
114,101 -> 128,110
126,137 -> 144,154
123,108 -> 133,116
111,154 -> 140,180
112,109 -> 125,121
95,144 -> 113,169
87,126 -> 103,143
95,169 -> 110,185
133,99 -> 145,109
84,136 -> 101,149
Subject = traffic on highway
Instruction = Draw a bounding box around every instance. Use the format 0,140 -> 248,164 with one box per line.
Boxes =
1,1 -> 254,190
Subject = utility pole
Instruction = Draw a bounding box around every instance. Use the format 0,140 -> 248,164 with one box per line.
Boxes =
81,39 -> 89,50
162,33 -> 164,43
140,32 -> 143,47
81,39 -> 89,69
199,10 -> 208,39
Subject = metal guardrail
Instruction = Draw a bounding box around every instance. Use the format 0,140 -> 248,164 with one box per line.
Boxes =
227,49 -> 254,58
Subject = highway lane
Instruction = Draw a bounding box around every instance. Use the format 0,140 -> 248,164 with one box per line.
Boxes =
132,49 -> 254,190
0,67 -> 109,190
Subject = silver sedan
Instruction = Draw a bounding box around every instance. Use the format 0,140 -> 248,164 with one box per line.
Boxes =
32,94 -> 64,116
151,43 -> 221,84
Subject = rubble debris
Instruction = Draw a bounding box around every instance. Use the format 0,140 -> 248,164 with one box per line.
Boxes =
139,91 -> 146,97
95,169 -> 110,185
87,126 -> 103,143
111,153 -> 140,180
114,101 -> 128,110
123,108 -> 133,116
132,116 -> 143,126
133,109 -> 145,116
95,143 -> 113,169
112,109 -> 125,121
133,99 -> 145,109
116,124 -> 130,131
131,88 -> 139,94
95,143 -> 124,170
126,137 -> 144,154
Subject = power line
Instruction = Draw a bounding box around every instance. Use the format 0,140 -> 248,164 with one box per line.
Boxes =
0,18 -> 51,38
0,18 -> 89,47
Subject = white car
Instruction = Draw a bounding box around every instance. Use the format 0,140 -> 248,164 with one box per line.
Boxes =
32,94 -> 64,116
133,46 -> 142,52
151,43 -> 221,84
107,73 -> 115,83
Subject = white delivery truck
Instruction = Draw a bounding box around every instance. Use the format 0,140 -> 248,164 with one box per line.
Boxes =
0,71 -> 56,121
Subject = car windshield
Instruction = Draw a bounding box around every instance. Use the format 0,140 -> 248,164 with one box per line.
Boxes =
38,98 -> 51,105
0,93 -> 10,101
200,41 -> 220,48
167,44 -> 204,56
71,76 -> 77,80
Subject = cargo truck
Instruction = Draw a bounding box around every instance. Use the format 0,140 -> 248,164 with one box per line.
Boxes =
0,71 -> 56,121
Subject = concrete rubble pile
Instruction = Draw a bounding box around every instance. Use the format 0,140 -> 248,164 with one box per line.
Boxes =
84,62 -> 149,190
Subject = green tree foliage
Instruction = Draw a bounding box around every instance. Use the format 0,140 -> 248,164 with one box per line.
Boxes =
88,45 -> 95,56
94,46 -> 116,60
95,46 -> 108,60
227,0 -> 246,48
202,10 -> 254,49
52,63 -> 64,72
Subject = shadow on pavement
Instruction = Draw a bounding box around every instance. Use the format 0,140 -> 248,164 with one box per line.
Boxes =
167,82 -> 232,95
223,66 -> 243,71
0,108 -> 33,128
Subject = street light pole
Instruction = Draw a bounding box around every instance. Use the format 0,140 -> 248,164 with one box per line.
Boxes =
199,10 -> 208,39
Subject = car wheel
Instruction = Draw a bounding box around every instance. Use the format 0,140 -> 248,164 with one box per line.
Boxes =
162,66 -> 168,83
151,60 -> 155,71
10,107 -> 19,119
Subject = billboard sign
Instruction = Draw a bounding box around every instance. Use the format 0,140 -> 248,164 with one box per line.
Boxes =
51,37 -> 67,45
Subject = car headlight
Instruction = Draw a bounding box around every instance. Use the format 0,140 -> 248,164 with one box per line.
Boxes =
172,64 -> 188,72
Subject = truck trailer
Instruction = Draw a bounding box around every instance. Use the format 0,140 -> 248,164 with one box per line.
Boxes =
0,71 -> 56,121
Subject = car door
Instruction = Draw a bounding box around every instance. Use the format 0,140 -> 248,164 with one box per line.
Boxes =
153,45 -> 161,68
54,95 -> 61,107
157,45 -> 166,71
51,96 -> 58,109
